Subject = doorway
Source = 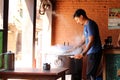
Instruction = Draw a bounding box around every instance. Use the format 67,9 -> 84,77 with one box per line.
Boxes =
8,0 -> 34,68
7,0 -> 52,68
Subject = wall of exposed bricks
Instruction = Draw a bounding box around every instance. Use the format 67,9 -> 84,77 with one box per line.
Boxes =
52,0 -> 120,47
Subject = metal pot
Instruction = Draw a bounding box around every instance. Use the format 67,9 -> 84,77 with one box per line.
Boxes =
0,51 -> 15,70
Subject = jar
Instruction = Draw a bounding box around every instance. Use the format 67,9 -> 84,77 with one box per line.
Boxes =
43,63 -> 50,70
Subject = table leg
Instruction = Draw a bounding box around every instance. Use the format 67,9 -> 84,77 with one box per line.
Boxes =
61,72 -> 65,80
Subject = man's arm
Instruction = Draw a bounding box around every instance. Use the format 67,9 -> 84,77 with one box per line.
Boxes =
82,35 -> 94,56
74,35 -> 94,59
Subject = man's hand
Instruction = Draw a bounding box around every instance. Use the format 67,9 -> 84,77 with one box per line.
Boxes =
74,53 -> 83,59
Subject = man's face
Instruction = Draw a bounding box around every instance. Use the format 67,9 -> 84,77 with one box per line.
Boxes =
74,15 -> 83,25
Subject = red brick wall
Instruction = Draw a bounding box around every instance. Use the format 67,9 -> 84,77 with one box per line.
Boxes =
52,0 -> 120,47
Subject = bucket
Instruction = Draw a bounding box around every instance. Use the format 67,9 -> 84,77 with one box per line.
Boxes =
4,51 -> 15,70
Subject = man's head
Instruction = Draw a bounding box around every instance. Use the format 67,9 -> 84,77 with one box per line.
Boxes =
73,9 -> 88,25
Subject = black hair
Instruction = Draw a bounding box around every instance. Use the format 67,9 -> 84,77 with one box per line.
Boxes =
73,9 -> 88,18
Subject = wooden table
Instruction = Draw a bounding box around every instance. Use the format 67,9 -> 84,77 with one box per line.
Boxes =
0,68 -> 68,80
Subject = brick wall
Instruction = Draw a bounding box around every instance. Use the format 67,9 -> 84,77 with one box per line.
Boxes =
52,0 -> 120,47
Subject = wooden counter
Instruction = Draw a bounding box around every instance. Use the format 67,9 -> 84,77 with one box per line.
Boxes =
103,48 -> 120,54
103,48 -> 120,80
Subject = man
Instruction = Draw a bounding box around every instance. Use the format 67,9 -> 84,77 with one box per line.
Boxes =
71,9 -> 102,80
